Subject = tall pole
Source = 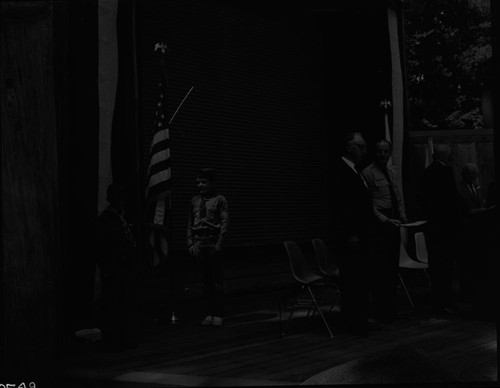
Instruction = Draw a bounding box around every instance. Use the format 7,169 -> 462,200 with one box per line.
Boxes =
380,99 -> 393,167
490,0 -> 500,382
159,43 -> 179,325
167,197 -> 179,325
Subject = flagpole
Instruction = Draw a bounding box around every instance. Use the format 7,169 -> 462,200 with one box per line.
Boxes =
148,45 -> 195,326
167,197 -> 179,325
164,193 -> 179,324
150,42 -> 180,325
380,99 -> 393,167
164,84 -> 195,324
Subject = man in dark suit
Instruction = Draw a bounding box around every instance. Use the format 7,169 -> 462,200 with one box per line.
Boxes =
362,139 -> 407,323
332,132 -> 375,336
96,183 -> 138,349
420,144 -> 461,316
458,163 -> 486,212
456,163 -> 488,304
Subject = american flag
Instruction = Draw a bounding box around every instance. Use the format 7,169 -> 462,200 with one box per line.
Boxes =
146,43 -> 171,266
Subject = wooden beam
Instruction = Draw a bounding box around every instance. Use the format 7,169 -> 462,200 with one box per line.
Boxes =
408,129 -> 494,144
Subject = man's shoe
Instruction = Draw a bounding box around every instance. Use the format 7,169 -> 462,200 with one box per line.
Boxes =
212,316 -> 223,327
201,316 -> 213,325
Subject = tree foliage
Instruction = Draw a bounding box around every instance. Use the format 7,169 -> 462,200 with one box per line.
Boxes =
404,0 -> 491,130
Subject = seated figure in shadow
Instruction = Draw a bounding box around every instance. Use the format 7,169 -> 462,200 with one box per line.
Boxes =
96,183 -> 138,350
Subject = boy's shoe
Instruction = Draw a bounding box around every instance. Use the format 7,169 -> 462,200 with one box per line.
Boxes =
212,316 -> 223,327
201,316 -> 213,326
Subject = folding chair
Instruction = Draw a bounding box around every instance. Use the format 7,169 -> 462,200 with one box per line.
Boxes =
279,241 -> 334,338
311,238 -> 341,312
415,232 -> 428,263
398,227 -> 431,308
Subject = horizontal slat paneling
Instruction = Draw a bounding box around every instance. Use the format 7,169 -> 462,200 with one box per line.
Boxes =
138,0 -> 327,248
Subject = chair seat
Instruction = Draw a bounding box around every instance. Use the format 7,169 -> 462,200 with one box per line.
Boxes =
399,229 -> 428,269
399,253 -> 428,269
323,268 -> 340,278
415,232 -> 428,263
311,238 -> 341,313
302,272 -> 324,284
398,225 -> 430,308
280,241 -> 336,338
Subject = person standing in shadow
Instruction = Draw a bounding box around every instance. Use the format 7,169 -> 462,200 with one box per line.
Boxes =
187,168 -> 229,327
96,183 -> 138,350
363,139 -> 407,323
419,144 -> 461,317
332,132 -> 376,336
486,180 -> 496,208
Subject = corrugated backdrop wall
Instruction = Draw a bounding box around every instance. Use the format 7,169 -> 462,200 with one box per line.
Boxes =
138,0 -> 328,249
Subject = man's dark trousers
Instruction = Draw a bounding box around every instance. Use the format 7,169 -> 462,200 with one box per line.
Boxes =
195,244 -> 224,317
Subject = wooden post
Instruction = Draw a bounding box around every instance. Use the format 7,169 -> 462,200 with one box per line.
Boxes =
1,1 -> 61,380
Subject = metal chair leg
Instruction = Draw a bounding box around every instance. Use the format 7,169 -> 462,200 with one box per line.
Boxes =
399,272 -> 415,308
330,290 -> 341,312
280,283 -> 336,338
307,286 -> 333,338
281,286 -> 304,337
279,288 -> 298,338
424,269 -> 431,285
279,298 -> 284,338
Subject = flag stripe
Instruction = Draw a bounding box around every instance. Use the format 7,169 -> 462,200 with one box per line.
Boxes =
150,128 -> 169,152
148,147 -> 171,171
148,171 -> 171,197
153,197 -> 167,225
149,166 -> 172,187
150,139 -> 171,159
147,182 -> 172,203
149,158 -> 171,177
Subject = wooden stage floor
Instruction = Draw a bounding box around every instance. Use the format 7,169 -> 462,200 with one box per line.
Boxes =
60,280 -> 498,388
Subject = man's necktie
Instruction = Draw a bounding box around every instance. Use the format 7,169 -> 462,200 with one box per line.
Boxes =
469,184 -> 479,206
119,214 -> 136,247
199,197 -> 206,218
356,167 -> 368,188
382,168 -> 399,218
